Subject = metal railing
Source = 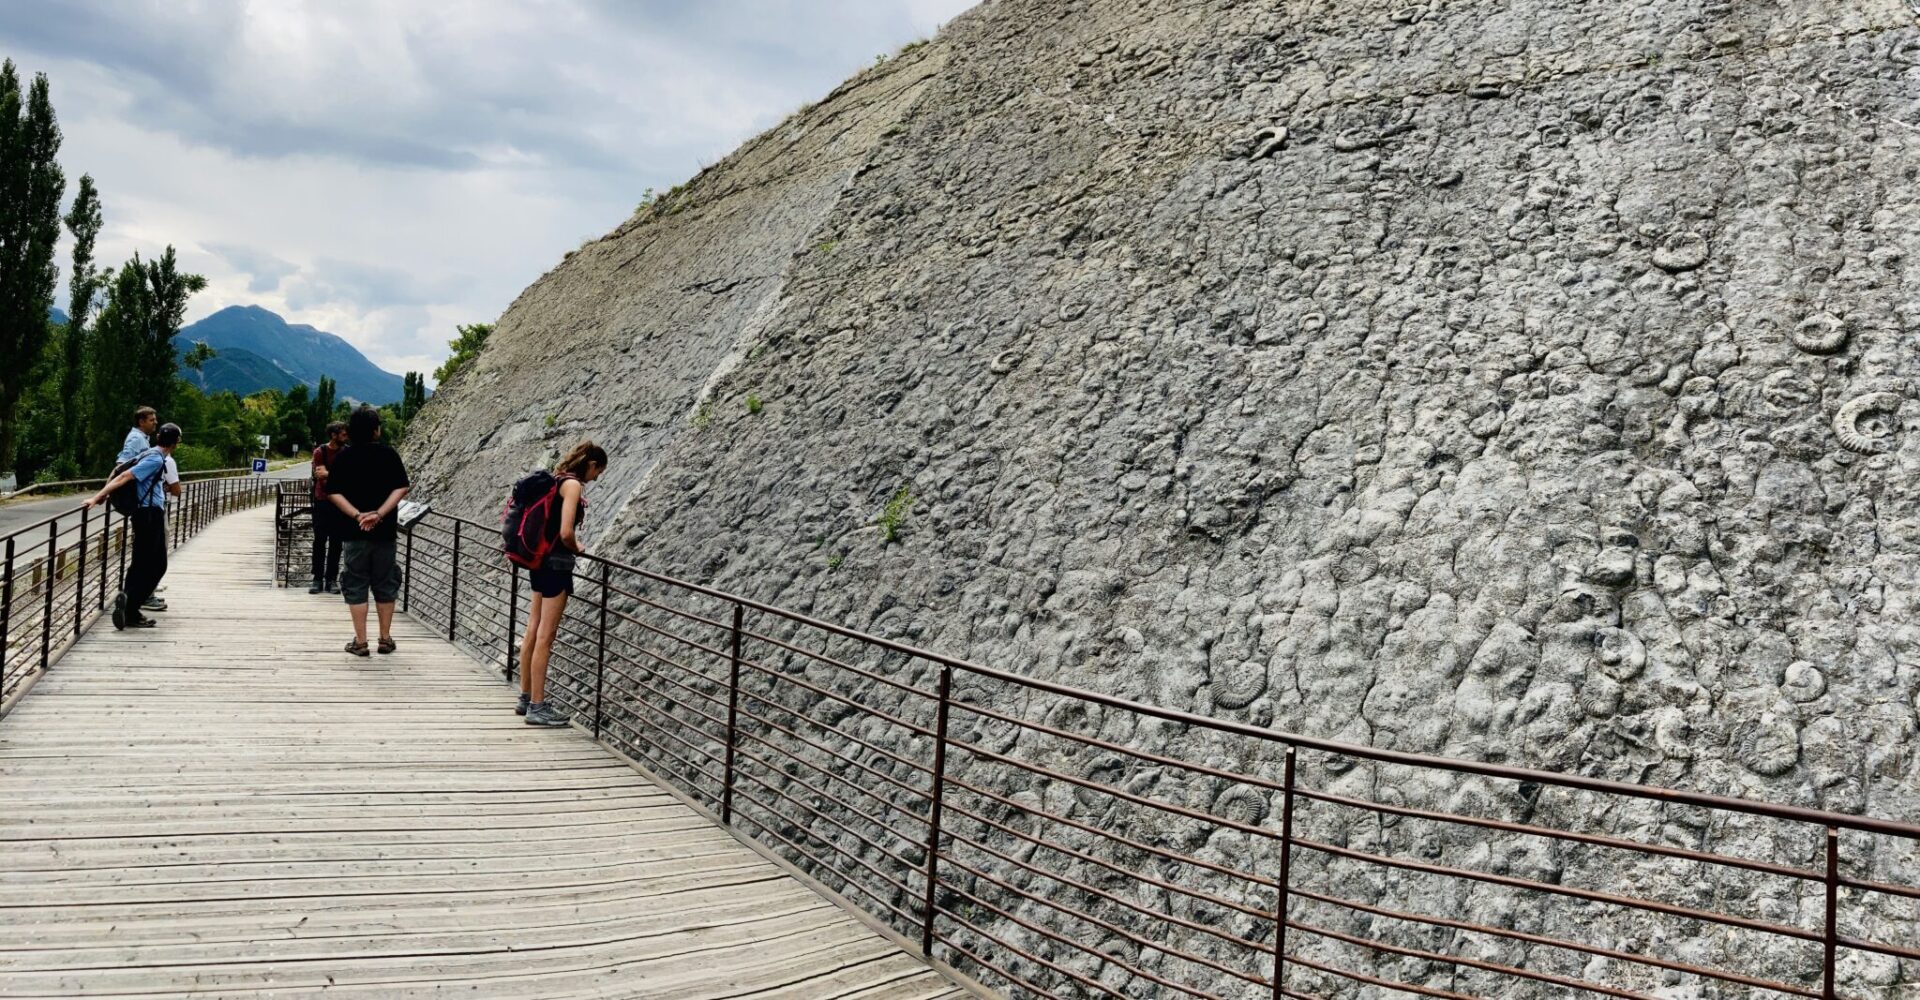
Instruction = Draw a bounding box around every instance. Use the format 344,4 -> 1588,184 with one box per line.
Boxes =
269,483 -> 1920,999
0,465 -> 287,501
0,474 -> 281,713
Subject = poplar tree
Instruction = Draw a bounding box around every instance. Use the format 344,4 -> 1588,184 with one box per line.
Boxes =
59,174 -> 102,469
0,61 -> 66,471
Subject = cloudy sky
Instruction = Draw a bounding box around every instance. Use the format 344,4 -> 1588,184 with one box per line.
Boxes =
4,0 -> 978,382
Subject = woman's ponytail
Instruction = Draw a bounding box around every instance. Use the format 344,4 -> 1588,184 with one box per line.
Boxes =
555,440 -> 608,477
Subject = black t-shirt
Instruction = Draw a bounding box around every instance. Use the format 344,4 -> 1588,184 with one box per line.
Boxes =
328,442 -> 410,541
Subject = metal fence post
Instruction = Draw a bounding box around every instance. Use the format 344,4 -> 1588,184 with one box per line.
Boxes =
449,521 -> 462,642
1823,826 -> 1839,1000
1272,746 -> 1298,998
505,563 -> 519,681
116,510 -> 126,596
721,602 -> 744,824
2,538 -> 14,701
75,506 -> 87,636
97,507 -> 109,609
920,664 -> 953,955
402,526 -> 414,612
593,560 -> 609,740
40,521 -> 56,669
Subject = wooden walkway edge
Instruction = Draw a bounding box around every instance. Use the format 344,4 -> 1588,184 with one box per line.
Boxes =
0,507 -> 975,999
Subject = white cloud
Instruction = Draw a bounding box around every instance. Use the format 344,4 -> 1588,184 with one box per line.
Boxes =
8,0 -> 980,377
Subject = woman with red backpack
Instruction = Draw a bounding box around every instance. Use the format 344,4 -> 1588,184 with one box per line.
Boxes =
514,441 -> 608,727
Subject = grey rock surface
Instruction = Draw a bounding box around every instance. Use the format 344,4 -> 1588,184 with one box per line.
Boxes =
408,0 -> 1920,995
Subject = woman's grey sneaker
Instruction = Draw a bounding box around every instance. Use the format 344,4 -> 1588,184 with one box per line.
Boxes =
141,597 -> 167,612
525,703 -> 568,727
516,692 -> 530,716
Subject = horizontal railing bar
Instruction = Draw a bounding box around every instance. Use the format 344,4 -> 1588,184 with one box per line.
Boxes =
1284,948 -> 1485,1000
948,694 -> 1290,792
949,734 -> 1278,840
943,851 -> 1267,989
943,821 -> 1270,953
1295,836 -> 1822,943
1290,885 -> 1821,999
1295,786 -> 1823,883
732,702 -> 936,812
1837,934 -> 1920,963
933,935 -> 1071,1000
725,806 -> 923,929
736,684 -> 934,777
1292,917 -> 1660,1000
727,768 -> 923,900
944,777 -> 1277,901
935,912 -> 1125,999
448,501 -> 1920,842
600,577 -> 733,634
734,653 -> 937,739
739,623 -> 939,700
1839,874 -> 1920,903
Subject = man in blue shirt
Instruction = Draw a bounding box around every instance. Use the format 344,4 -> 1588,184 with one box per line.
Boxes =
84,422 -> 181,630
117,406 -> 158,463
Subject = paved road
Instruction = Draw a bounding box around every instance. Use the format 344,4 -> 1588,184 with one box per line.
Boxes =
0,463 -> 311,539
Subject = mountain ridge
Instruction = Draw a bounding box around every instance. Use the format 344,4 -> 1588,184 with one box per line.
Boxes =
180,305 -> 405,403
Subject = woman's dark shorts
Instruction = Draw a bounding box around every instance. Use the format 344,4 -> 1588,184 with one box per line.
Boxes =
530,552 -> 576,598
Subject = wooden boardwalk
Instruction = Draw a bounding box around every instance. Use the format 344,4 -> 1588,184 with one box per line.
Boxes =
0,508 -> 971,1000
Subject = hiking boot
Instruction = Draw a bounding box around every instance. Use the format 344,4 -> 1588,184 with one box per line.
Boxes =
141,597 -> 167,612
111,591 -> 127,631
515,692 -> 530,716
308,582 -> 323,594
524,703 -> 569,727
326,581 -> 341,595
127,616 -> 157,629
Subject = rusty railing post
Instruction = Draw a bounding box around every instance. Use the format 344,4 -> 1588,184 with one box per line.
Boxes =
1272,745 -> 1298,998
2,538 -> 14,701
505,562 -> 519,681
920,664 -> 953,955
593,560 -> 609,740
721,602 -> 744,824
402,524 -> 414,612
75,505 -> 87,636
40,520 -> 56,669
449,521 -> 462,642
1823,825 -> 1839,1000
97,507 -> 109,609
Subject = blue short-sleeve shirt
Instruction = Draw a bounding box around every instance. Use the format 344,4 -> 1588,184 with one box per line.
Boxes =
117,427 -> 150,464
129,450 -> 168,509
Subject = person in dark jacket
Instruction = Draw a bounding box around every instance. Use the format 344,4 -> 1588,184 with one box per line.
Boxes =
309,421 -> 348,594
326,406 -> 410,656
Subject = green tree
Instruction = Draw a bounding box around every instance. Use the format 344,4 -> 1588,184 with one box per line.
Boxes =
181,340 -> 215,372
82,248 -> 206,470
433,322 -> 493,385
58,173 -> 102,471
0,61 -> 66,472
275,383 -> 310,453
307,374 -> 336,443
400,371 -> 427,420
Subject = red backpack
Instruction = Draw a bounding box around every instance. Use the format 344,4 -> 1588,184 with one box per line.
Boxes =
501,471 -> 580,569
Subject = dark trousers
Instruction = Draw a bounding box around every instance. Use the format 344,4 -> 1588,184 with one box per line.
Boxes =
122,507 -> 168,608
311,501 -> 342,585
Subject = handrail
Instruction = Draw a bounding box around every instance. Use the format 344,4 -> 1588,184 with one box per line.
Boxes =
269,485 -> 1920,1000
416,506 -> 1919,841
1,474 -> 281,714
0,466 -> 280,503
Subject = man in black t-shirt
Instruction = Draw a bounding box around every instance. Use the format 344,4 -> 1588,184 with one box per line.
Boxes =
326,405 -> 411,656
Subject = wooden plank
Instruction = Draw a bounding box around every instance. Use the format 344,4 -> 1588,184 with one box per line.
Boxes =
0,508 -> 976,999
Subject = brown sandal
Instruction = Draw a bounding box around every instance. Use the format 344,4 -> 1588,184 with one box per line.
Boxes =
377,637 -> 396,655
345,638 -> 370,657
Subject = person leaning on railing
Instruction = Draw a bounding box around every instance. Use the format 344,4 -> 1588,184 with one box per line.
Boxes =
325,405 -> 411,657
82,421 -> 180,630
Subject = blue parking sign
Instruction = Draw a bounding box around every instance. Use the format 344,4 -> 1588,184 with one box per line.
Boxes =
251,458 -> 268,475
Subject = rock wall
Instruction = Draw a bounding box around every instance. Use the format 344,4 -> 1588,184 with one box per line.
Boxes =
409,0 -> 1920,994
